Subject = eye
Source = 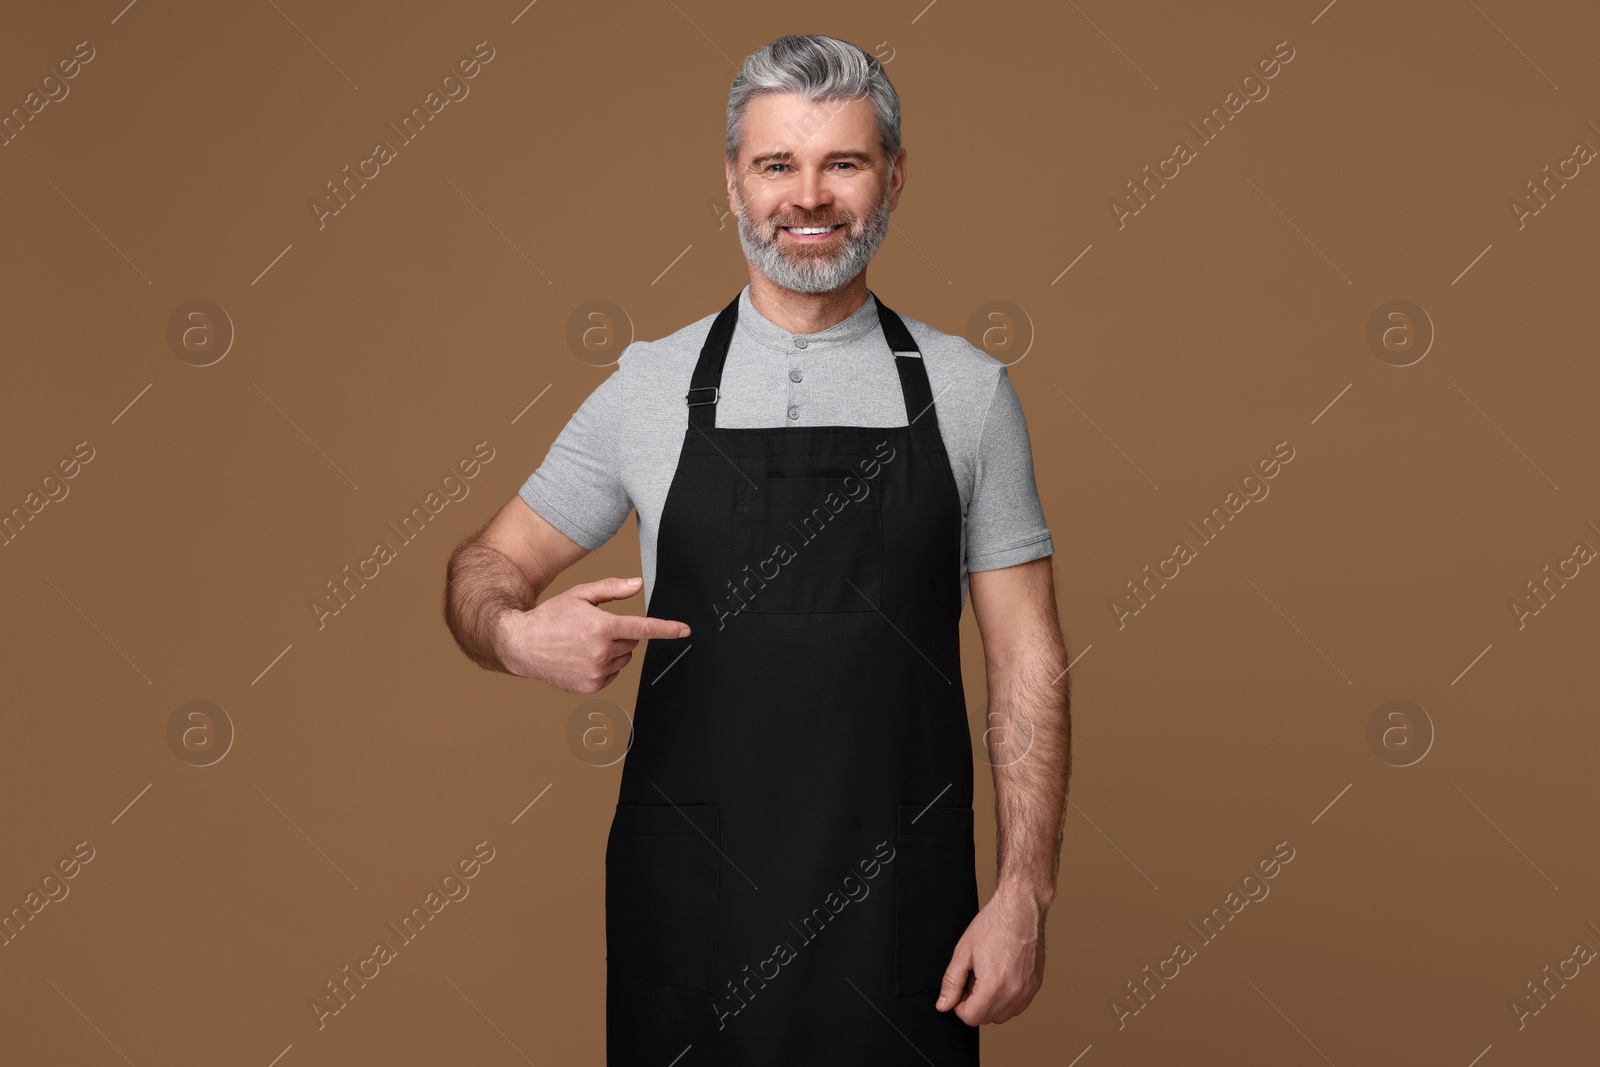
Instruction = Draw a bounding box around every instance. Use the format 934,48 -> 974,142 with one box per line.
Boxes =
761,161 -> 859,174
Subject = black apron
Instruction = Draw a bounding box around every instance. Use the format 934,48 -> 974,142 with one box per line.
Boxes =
605,290 -> 980,1066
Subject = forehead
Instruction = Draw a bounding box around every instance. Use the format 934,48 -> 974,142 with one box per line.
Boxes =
738,91 -> 880,159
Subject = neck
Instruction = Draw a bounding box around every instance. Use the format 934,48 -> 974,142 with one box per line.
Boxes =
746,270 -> 870,334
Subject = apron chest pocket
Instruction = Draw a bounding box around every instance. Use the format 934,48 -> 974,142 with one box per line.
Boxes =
605,803 -> 720,993
894,804 -> 979,997
731,476 -> 884,614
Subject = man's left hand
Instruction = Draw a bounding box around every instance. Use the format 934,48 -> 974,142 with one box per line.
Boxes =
935,883 -> 1048,1024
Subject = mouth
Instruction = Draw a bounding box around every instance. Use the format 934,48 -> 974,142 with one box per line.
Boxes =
779,223 -> 845,243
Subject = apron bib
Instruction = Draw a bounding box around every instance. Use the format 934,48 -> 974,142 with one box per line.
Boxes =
604,290 -> 980,1066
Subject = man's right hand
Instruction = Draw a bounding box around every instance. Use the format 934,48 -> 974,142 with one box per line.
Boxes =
493,576 -> 690,693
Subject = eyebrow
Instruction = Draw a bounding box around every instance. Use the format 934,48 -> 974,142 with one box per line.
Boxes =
748,149 -> 875,168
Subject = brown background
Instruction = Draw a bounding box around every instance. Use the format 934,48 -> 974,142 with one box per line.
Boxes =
3,0 -> 1597,1063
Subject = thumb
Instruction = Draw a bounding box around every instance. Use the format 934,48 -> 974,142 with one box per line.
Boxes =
936,939 -> 974,1011
567,576 -> 645,605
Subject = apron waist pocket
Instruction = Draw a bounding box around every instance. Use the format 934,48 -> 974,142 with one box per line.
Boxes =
894,804 -> 979,997
605,802 -> 720,993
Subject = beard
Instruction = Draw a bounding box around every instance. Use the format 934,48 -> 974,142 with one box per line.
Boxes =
731,174 -> 894,295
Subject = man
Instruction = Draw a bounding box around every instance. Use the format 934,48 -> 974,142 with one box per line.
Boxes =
444,33 -> 1070,1065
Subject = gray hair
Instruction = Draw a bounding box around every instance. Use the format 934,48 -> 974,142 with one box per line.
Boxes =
725,34 -> 902,166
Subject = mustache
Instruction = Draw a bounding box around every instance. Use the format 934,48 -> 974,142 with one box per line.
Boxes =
773,215 -> 851,229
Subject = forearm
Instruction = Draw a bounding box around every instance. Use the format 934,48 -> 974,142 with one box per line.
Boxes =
442,536 -> 543,674
985,648 -> 1071,911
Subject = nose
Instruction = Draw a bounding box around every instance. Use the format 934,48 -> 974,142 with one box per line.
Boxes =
789,166 -> 834,215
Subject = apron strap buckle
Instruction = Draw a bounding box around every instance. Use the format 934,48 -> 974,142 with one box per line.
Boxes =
685,386 -> 720,406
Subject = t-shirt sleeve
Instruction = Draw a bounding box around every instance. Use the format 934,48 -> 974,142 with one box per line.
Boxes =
966,366 -> 1055,571
517,366 -> 632,550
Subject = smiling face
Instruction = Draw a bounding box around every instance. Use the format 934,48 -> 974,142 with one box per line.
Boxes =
726,92 -> 905,295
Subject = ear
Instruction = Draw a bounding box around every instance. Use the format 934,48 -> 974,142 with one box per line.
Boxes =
725,158 -> 744,218
887,147 -> 908,211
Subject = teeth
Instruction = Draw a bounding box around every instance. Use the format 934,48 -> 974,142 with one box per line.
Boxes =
786,226 -> 836,234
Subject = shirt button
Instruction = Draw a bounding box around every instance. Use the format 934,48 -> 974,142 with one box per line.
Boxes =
787,404 -> 800,420
794,338 -> 808,349
789,368 -> 802,382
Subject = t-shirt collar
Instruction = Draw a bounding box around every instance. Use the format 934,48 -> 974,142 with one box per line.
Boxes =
735,283 -> 882,354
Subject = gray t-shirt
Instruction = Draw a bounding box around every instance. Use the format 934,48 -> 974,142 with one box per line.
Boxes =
519,283 -> 1054,609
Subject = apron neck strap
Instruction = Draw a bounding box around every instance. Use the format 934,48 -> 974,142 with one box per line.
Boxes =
685,289 -> 938,432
